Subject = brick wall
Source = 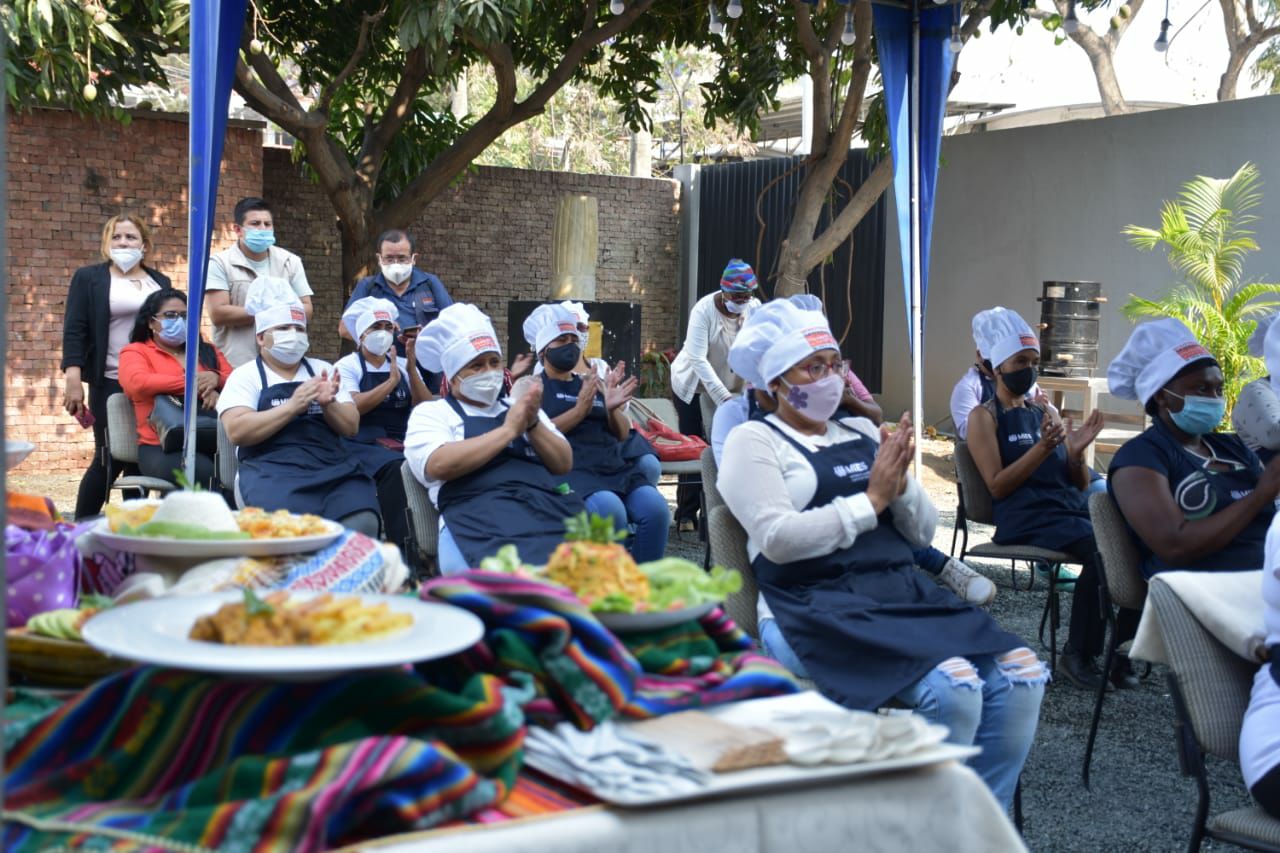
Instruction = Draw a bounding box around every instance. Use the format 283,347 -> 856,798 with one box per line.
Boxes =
263,150 -> 682,359
10,109 -> 682,476
6,108 -> 262,474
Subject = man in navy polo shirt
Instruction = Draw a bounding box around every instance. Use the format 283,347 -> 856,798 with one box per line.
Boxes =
341,229 -> 453,391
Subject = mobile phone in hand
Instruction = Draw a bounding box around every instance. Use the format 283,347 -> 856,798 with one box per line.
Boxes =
74,407 -> 96,429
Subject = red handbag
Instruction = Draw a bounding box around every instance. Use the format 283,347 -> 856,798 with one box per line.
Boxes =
630,401 -> 708,462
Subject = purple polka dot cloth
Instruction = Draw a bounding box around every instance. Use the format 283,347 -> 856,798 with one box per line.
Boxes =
6,523 -> 83,626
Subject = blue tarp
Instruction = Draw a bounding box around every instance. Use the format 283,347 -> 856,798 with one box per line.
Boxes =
183,0 -> 247,481
871,2 -> 955,345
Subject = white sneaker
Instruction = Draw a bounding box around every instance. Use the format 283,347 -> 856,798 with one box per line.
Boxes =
940,558 -> 996,606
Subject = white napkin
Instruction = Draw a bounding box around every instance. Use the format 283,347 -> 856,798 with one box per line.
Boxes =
768,708 -> 947,766
1131,571 -> 1267,665
523,721 -> 709,798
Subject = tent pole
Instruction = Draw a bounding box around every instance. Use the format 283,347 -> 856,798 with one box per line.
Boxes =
908,0 -> 924,476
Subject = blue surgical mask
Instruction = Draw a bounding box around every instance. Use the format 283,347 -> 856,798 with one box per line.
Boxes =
158,316 -> 186,345
1165,390 -> 1226,436
242,229 -> 275,254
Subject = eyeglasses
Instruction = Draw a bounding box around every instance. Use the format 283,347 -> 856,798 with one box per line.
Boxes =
159,311 -> 188,320
723,292 -> 754,303
793,360 -> 841,382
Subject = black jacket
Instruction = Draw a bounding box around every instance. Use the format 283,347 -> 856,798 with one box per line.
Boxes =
61,261 -> 172,385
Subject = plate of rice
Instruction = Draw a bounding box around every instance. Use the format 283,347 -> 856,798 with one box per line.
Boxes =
94,492 -> 343,557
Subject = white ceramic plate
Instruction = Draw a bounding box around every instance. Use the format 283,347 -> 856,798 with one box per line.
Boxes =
92,516 -> 344,557
6,439 -> 35,471
81,591 -> 484,679
595,601 -> 718,633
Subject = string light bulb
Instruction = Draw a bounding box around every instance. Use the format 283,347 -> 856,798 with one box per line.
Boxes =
727,0 -> 743,18
1062,0 -> 1080,33
709,1 -> 725,35
1154,17 -> 1171,50
950,24 -> 963,52
610,0 -> 625,13
841,7 -> 856,45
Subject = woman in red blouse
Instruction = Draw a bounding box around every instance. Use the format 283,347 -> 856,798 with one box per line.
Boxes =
118,289 -> 232,489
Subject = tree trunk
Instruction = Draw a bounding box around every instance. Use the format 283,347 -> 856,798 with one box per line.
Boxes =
1085,47 -> 1130,114
1219,53 -> 1247,100
338,217 -> 377,307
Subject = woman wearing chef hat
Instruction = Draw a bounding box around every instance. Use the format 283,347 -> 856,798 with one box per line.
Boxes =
966,308 -> 1113,689
404,303 -> 586,573
718,298 -> 1043,811
334,296 -> 432,552
1232,313 -> 1280,464
216,277 -> 381,536
523,303 -> 669,562
1109,317 -> 1279,579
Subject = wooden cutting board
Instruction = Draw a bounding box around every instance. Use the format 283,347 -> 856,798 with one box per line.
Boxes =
626,710 -> 788,772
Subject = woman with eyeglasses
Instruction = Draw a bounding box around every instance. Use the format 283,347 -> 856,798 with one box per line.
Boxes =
966,307 -> 1114,690
669,259 -> 762,532
61,214 -> 169,518
118,289 -> 232,490
718,299 -> 1043,813
1109,319 -> 1279,578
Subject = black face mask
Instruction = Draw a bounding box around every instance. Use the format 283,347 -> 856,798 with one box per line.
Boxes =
545,343 -> 581,372
1000,365 -> 1037,397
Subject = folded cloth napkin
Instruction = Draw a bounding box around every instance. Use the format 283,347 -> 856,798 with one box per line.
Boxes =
4,667 -> 526,852
6,523 -> 85,625
523,720 -> 709,800
419,572 -> 798,729
1130,570 -> 1268,665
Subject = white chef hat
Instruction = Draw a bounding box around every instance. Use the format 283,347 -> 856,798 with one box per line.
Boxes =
1250,313 -> 1278,358
729,296 -> 838,389
523,303 -> 583,355
973,306 -> 1039,369
415,303 -> 502,378
1107,318 -> 1215,404
560,300 -> 589,326
245,276 -> 306,333
342,297 -> 398,341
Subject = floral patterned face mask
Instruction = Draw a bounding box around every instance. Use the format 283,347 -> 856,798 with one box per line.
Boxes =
779,374 -> 845,423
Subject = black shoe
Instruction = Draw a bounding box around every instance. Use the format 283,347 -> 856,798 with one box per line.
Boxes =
1109,655 -> 1140,690
1057,650 -> 1104,690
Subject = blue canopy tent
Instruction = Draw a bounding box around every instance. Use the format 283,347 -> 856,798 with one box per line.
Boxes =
182,0 -> 248,484
872,0 -> 956,473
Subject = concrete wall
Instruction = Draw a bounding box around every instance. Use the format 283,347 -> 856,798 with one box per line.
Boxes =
879,95 -> 1280,428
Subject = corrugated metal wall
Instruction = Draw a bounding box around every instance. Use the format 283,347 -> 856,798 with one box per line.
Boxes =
696,152 -> 887,391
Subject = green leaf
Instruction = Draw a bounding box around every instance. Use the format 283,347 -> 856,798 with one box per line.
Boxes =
243,587 -> 274,617
35,0 -> 51,28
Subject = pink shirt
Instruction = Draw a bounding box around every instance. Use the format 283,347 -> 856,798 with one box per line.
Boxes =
104,271 -> 160,379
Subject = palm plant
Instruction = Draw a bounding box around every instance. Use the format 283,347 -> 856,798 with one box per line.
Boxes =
1122,162 -> 1280,424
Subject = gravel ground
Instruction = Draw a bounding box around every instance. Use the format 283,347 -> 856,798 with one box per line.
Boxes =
659,481 -> 1255,852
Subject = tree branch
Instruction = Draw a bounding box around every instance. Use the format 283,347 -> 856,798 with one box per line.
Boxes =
353,44 -> 430,188
316,9 -> 385,114
800,157 -> 893,271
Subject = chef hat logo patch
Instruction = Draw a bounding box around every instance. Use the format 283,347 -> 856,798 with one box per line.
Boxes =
1175,342 -> 1211,361
558,321 -> 577,332
804,328 -> 837,349
470,334 -> 498,352
289,307 -> 305,323
374,311 -> 392,322
1019,335 -> 1038,347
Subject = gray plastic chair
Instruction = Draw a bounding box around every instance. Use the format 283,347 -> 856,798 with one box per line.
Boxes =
950,440 -> 1081,670
400,460 -> 440,578
709,504 -> 757,639
215,417 -> 242,507
699,447 -> 722,568
104,393 -> 176,500
1151,580 -> 1280,852
1082,490 -> 1149,788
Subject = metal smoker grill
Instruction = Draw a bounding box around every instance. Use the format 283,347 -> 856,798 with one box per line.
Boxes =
1038,281 -> 1105,377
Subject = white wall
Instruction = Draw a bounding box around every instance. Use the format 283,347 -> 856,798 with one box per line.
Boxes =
879,94 -> 1280,427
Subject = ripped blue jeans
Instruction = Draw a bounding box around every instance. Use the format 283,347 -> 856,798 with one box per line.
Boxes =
760,618 -> 1045,810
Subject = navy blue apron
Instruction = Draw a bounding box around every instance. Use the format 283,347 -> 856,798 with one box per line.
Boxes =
988,400 -> 1092,550
237,358 -> 379,521
752,418 -> 1022,711
342,352 -> 410,477
541,375 -> 649,497
436,397 -> 586,568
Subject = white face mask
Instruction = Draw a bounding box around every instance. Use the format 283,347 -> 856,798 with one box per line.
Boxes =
110,248 -> 144,272
459,369 -> 504,406
267,329 -> 309,365
363,329 -> 394,357
723,297 -> 747,314
381,263 -> 413,285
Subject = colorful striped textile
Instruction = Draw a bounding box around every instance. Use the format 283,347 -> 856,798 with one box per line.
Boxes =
419,572 -> 797,727
4,667 -> 525,852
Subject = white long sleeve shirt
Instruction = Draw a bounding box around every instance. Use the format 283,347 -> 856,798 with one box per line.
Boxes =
718,413 -> 937,622
1233,378 -> 1280,457
670,292 -> 758,405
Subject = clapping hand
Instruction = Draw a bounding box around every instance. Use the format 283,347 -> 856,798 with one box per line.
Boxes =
867,413 -> 913,511
603,363 -> 636,411
290,377 -> 322,413
510,352 -> 535,380
577,373 -> 601,411
506,377 -> 543,433
1065,409 -> 1105,461
315,371 -> 341,407
1038,409 -> 1066,451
